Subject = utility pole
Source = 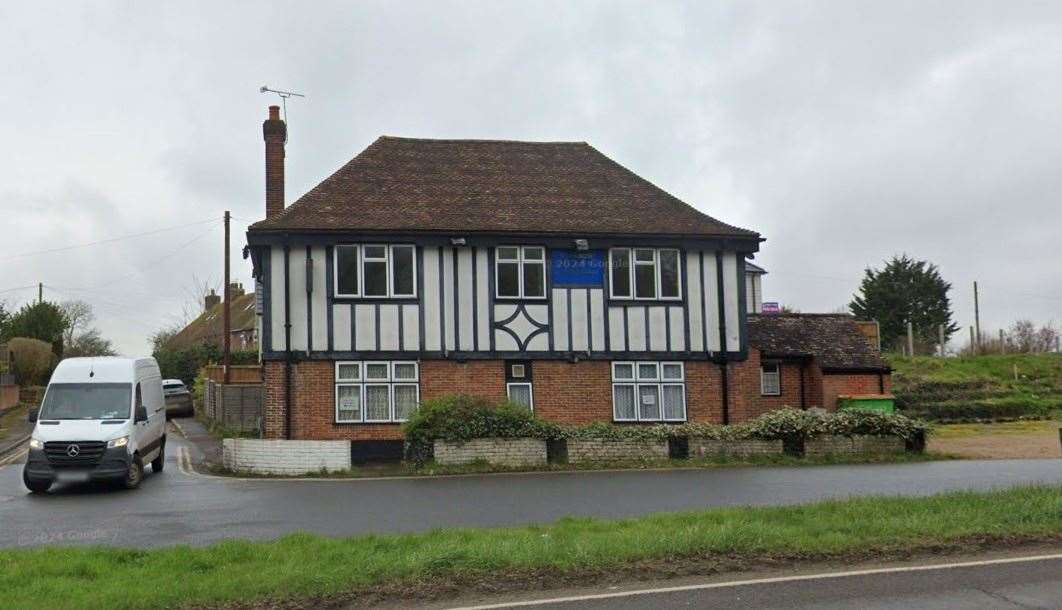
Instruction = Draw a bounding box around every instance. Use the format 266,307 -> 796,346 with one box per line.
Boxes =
223,211 -> 231,384
969,326 -> 975,355
938,324 -> 946,357
973,281 -> 981,352
907,320 -> 915,357
999,329 -> 1006,354
38,282 -> 42,304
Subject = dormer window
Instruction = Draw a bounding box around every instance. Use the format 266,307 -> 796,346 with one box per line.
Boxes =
495,246 -> 546,299
335,245 -> 416,298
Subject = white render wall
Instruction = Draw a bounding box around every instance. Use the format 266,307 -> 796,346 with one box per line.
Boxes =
223,439 -> 350,475
267,244 -> 747,355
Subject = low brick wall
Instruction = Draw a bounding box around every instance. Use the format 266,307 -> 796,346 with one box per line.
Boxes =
689,438 -> 783,458
222,439 -> 351,475
566,438 -> 669,463
434,438 -> 547,467
804,435 -> 906,457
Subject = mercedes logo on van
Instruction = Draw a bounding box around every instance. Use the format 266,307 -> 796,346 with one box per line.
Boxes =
66,444 -> 80,457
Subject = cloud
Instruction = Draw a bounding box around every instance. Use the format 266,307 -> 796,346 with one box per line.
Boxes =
1,1 -> 1060,353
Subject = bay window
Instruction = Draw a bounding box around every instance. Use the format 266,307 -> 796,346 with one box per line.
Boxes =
335,361 -> 419,423
334,245 -> 416,298
611,361 -> 686,422
496,246 -> 546,299
609,248 -> 680,300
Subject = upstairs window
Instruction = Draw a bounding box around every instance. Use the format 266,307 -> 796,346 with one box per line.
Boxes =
335,245 -> 416,298
496,246 -> 546,299
761,363 -> 781,396
609,248 -> 680,300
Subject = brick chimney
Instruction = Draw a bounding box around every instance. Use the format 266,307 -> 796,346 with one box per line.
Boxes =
204,289 -> 221,312
263,105 -> 286,219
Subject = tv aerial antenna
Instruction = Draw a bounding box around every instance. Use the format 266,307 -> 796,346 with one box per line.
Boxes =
259,85 -> 305,138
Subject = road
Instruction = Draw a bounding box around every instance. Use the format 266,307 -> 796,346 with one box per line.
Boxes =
1,427 -> 1060,548
431,553 -> 1062,609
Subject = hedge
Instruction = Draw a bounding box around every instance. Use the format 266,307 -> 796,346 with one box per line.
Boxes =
403,396 -> 931,464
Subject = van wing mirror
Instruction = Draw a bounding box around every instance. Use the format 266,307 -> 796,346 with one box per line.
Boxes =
27,408 -> 39,423
135,406 -> 148,423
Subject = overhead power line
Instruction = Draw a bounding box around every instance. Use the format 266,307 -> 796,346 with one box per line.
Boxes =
0,217 -> 219,262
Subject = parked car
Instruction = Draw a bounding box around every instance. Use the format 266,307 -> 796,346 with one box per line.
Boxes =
162,379 -> 194,418
23,357 -> 167,493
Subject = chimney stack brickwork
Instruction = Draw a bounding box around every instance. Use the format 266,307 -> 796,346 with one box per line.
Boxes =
263,105 -> 286,219
204,289 -> 221,312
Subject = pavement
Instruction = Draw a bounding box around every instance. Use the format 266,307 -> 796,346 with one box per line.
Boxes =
0,421 -> 1060,548
421,552 -> 1062,609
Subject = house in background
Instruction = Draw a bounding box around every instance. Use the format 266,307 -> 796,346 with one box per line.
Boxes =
167,283 -> 258,352
744,260 -> 766,314
245,105 -> 890,451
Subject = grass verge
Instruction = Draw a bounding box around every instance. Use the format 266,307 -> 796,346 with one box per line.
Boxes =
2,485 -> 1060,609
206,450 -> 953,479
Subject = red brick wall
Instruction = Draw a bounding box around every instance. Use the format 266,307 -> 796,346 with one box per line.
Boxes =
264,354 -> 894,440
821,373 -> 888,411
420,360 -> 507,403
262,361 -> 286,439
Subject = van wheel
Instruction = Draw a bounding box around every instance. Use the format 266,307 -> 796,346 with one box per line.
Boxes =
151,439 -> 165,473
124,455 -> 143,489
23,471 -> 51,494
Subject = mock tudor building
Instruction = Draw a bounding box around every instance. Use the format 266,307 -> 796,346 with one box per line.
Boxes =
246,106 -> 889,449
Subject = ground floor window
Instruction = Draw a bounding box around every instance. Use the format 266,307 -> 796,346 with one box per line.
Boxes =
761,362 -> 781,396
335,361 -> 419,423
611,361 -> 686,422
504,360 -> 533,411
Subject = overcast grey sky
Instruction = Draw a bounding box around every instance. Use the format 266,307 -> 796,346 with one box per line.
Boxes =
2,1 -> 1060,355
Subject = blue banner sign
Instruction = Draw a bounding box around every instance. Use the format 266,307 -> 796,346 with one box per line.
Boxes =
551,250 -> 606,287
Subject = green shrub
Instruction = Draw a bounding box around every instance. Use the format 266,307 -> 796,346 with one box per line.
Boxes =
6,337 -> 56,386
402,397 -> 932,466
402,395 -> 562,464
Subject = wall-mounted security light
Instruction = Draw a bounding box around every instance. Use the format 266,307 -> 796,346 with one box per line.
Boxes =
574,239 -> 589,251
450,237 -> 467,246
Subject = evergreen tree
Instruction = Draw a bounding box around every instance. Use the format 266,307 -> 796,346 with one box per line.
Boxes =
1,301 -> 70,355
850,255 -> 959,352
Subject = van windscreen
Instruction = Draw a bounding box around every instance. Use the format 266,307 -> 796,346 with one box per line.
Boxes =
39,383 -> 132,420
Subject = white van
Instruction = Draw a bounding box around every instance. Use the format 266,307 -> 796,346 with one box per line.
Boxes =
23,357 -> 167,493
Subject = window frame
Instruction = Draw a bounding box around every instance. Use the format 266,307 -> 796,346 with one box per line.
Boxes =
611,361 -> 686,422
495,245 -> 547,300
760,362 -> 782,396
334,360 -> 420,424
506,382 -> 534,411
609,247 -> 682,301
333,244 -> 417,299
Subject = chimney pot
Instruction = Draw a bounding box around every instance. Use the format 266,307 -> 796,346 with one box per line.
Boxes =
268,105 -> 280,120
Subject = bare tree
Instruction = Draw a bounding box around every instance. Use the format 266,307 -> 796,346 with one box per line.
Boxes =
173,274 -> 221,326
60,300 -> 95,348
57,300 -> 118,357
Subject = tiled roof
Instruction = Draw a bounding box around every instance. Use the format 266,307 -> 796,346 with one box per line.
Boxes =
249,137 -> 759,238
747,314 -> 888,371
167,292 -> 257,350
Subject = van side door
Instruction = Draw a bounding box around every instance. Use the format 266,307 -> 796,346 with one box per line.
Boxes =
145,375 -> 165,443
133,382 -> 150,451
